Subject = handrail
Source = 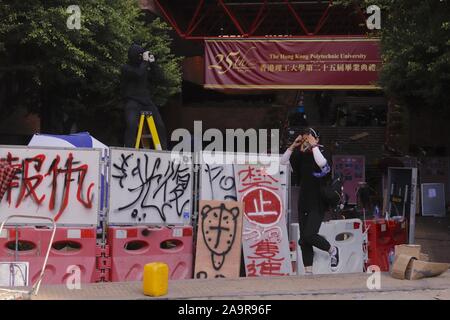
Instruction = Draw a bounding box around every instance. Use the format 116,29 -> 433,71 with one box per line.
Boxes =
0,215 -> 56,296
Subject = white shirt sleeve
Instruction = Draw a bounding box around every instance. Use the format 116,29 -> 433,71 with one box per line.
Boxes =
280,149 -> 292,165
312,146 -> 327,168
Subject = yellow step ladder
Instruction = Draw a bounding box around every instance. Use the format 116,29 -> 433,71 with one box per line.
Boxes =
135,111 -> 162,150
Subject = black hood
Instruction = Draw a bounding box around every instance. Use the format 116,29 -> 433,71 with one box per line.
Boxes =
128,44 -> 145,66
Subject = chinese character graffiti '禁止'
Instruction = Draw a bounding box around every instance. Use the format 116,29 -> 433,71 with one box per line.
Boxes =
237,166 -> 279,193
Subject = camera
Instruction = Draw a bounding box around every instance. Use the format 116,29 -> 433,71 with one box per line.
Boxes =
142,51 -> 155,63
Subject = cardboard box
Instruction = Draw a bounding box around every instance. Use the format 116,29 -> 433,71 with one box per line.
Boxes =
406,259 -> 450,280
419,253 -> 430,261
394,244 -> 421,259
391,254 -> 415,280
391,245 -> 449,280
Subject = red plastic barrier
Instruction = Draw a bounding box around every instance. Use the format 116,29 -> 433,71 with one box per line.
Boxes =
108,225 -> 194,282
364,219 -> 393,271
0,226 -> 98,285
387,219 -> 408,246
95,244 -> 111,282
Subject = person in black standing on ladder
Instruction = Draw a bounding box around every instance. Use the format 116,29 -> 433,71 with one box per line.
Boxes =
281,128 -> 339,274
120,43 -> 168,149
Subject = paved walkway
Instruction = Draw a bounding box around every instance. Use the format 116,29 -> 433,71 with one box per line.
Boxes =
32,271 -> 450,300
415,216 -> 450,263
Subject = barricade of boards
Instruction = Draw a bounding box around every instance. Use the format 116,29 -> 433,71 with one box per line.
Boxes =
0,146 -> 371,285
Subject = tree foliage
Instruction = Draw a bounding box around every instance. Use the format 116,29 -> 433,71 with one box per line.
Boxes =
337,0 -> 450,113
0,0 -> 181,142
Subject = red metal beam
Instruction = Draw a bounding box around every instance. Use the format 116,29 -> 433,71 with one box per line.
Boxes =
186,2 -> 216,36
250,10 -> 268,36
283,0 -> 311,35
249,0 -> 268,35
186,0 -> 205,35
154,0 -> 185,37
203,35 -> 374,40
218,0 -> 247,36
313,2 -> 332,35
183,34 -> 371,41
154,0 -> 368,40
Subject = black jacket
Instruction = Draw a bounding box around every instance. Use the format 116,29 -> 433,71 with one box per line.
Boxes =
290,148 -> 331,212
120,44 -> 154,106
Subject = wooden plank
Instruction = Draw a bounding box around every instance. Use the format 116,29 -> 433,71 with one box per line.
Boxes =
194,200 -> 244,279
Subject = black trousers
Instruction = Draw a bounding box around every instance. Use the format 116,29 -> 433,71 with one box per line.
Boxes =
298,207 -> 331,267
124,100 -> 168,149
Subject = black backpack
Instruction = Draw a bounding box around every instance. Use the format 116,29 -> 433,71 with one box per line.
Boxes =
321,174 -> 344,207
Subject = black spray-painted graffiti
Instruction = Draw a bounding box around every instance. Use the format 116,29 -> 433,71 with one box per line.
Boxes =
196,203 -> 240,279
112,153 -> 191,222
196,271 -> 226,279
204,164 -> 237,200
112,153 -> 132,189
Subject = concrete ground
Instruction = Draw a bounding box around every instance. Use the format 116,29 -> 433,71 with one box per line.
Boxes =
415,215 -> 450,263
30,270 -> 450,300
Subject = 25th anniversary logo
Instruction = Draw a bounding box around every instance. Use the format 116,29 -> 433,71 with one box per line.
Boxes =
208,46 -> 257,74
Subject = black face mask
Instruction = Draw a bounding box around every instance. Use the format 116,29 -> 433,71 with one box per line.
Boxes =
127,44 -> 145,66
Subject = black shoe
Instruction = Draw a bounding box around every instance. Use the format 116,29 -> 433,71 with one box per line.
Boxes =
330,246 -> 339,271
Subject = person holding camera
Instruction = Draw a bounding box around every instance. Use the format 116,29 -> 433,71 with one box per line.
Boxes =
120,43 -> 168,149
281,128 -> 339,274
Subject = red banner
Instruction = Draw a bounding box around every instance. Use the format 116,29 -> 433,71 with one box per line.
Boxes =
204,38 -> 381,90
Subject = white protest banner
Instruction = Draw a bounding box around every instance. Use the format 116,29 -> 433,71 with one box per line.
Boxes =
0,146 -> 101,226
109,148 -> 193,225
234,161 -> 292,277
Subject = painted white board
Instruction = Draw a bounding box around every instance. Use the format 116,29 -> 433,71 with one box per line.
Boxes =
109,148 -> 193,225
0,146 -> 101,226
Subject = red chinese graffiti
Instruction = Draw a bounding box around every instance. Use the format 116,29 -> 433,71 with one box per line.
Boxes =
242,187 -> 282,226
246,239 -> 287,276
16,154 -> 46,207
237,166 -> 279,193
237,164 -> 291,277
1,152 -> 95,221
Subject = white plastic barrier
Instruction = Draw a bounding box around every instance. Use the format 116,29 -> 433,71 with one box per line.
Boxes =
0,146 -> 102,226
108,148 -> 194,226
291,219 -> 364,275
